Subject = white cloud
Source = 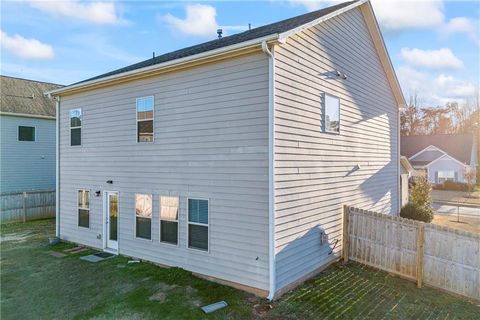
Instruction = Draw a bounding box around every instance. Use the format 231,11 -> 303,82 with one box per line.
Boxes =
160,4 -> 217,36
434,74 -> 476,98
397,66 -> 477,106
371,0 -> 444,32
442,17 -> 479,44
159,4 -> 247,37
0,30 -> 54,59
29,0 -> 124,25
287,0 -> 444,31
400,48 -> 463,70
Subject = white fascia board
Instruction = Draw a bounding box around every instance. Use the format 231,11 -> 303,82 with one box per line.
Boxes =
426,153 -> 468,169
409,144 -> 445,161
45,34 -> 279,97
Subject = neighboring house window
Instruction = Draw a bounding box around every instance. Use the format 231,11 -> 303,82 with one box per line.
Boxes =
437,171 -> 455,183
324,94 -> 340,133
18,126 -> 35,141
135,194 -> 152,240
78,190 -> 90,228
136,96 -> 154,143
160,196 -> 179,245
70,108 -> 82,146
188,199 -> 209,251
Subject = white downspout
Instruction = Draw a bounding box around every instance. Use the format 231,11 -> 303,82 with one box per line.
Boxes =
262,40 -> 276,300
397,108 -> 401,214
55,96 -> 60,237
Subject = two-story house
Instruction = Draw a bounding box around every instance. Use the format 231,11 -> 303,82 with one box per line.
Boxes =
46,0 -> 404,299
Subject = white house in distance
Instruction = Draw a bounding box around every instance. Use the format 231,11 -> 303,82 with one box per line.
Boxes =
46,0 -> 404,299
401,133 -> 478,184
0,76 -> 62,194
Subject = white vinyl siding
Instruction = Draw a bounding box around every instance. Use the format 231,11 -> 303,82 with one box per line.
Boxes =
0,115 -> 55,193
273,7 -> 399,292
58,52 -> 270,291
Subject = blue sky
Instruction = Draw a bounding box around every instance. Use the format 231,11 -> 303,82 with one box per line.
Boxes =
1,0 -> 479,106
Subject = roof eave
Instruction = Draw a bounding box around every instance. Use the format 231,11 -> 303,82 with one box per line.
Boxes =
45,34 -> 280,97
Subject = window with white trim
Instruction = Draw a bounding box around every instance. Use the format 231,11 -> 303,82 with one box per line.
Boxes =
188,199 -> 208,251
135,194 -> 152,239
324,94 -> 340,133
160,196 -> 179,245
70,108 -> 82,146
78,190 -> 90,228
136,97 -> 154,143
438,171 -> 455,183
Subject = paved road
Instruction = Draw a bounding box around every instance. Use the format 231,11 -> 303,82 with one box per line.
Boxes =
433,202 -> 480,218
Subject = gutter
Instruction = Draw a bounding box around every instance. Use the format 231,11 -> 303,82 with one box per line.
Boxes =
0,111 -> 56,120
262,40 -> 276,301
46,34 -> 279,97
55,97 -> 60,237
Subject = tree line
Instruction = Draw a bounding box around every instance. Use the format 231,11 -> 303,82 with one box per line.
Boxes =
400,92 -> 479,136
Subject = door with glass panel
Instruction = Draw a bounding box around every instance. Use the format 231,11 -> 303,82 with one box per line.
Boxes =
104,192 -> 118,251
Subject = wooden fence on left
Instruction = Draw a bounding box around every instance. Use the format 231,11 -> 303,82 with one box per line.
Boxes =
0,190 -> 55,223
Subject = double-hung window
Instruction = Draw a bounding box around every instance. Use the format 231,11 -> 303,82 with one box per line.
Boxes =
188,199 -> 209,251
160,196 -> 179,245
78,190 -> 90,228
324,94 -> 340,133
438,171 -> 455,183
18,126 -> 35,141
135,194 -> 152,240
136,97 -> 154,143
70,108 -> 82,146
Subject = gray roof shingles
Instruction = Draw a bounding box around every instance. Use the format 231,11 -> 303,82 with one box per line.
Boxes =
1,76 -> 63,117
401,134 -> 475,165
75,1 -> 357,85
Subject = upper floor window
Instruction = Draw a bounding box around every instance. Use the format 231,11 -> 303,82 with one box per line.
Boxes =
136,97 -> 154,143
70,108 -> 82,146
324,94 -> 340,133
18,126 -> 35,141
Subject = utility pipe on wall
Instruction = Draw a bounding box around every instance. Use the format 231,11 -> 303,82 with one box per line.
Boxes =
262,40 -> 276,301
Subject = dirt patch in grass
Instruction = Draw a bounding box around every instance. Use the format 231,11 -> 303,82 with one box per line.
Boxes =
433,214 -> 480,233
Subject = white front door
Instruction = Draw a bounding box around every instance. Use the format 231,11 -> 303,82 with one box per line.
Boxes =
104,191 -> 118,252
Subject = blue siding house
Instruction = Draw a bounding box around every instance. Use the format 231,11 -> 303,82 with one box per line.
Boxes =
0,76 -> 63,193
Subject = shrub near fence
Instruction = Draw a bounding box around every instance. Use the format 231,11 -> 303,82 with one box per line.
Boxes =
0,190 -> 55,223
343,206 -> 480,301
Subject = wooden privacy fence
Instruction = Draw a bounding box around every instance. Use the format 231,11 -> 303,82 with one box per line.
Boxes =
0,190 -> 55,224
343,206 -> 480,301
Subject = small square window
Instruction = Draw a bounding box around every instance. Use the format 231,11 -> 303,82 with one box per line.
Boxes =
324,94 -> 340,133
18,126 -> 35,141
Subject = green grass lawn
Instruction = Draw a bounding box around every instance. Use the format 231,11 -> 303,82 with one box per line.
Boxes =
1,219 -> 478,319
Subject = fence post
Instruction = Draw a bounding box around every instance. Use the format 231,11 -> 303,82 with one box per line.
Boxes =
416,222 -> 425,288
22,192 -> 27,223
342,205 -> 349,263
